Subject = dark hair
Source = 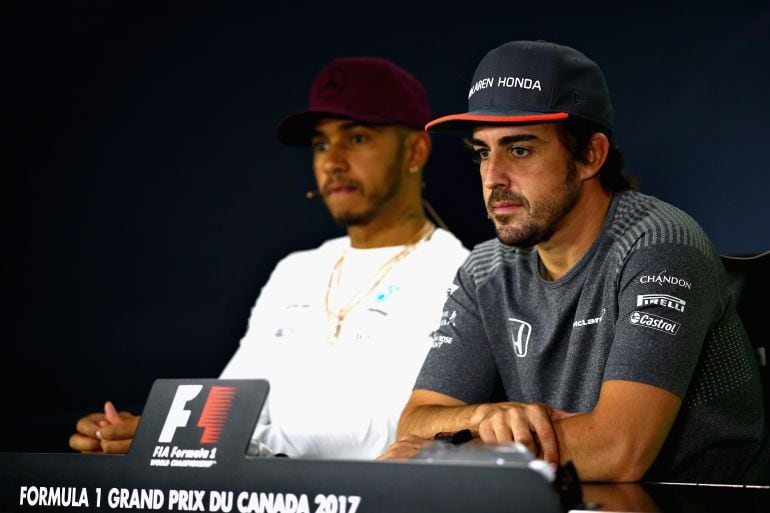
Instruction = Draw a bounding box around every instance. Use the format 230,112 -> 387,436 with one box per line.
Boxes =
555,117 -> 638,192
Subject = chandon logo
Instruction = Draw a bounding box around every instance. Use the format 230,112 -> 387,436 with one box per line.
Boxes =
639,270 -> 692,289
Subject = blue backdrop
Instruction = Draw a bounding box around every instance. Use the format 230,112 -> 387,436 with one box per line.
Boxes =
4,1 -> 769,451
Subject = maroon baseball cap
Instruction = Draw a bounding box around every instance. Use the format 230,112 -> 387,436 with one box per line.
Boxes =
276,57 -> 432,146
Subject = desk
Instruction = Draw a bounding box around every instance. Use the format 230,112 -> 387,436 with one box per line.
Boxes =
6,380 -> 764,513
577,482 -> 770,513
2,451 -> 769,513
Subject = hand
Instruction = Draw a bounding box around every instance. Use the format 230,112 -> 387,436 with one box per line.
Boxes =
473,402 -> 573,467
377,435 -> 431,460
68,401 -> 140,454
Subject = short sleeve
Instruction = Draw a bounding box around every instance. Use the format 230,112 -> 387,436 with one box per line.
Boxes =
414,265 -> 500,404
604,242 -> 723,397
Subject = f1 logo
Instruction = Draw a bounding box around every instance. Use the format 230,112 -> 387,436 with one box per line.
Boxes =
158,385 -> 237,444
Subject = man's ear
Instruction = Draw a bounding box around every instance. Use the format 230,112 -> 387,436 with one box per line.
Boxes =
406,131 -> 432,173
580,132 -> 610,181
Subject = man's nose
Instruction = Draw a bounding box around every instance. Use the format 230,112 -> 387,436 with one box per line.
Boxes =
320,142 -> 349,175
483,152 -> 511,190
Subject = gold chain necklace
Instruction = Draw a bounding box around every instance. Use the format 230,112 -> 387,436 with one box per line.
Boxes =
324,221 -> 436,344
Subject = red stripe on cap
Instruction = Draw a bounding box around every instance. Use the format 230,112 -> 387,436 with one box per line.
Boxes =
425,112 -> 569,131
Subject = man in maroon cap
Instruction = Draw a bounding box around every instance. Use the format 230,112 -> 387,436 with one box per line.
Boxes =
68,57 -> 469,459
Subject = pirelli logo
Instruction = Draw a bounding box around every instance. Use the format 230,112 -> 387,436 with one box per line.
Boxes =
636,294 -> 686,312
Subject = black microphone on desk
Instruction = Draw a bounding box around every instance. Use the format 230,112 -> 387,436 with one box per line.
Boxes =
306,190 -> 320,199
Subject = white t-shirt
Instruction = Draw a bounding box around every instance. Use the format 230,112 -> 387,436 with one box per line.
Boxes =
219,227 -> 469,459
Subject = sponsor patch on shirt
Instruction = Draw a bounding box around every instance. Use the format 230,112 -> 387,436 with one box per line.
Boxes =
628,311 -> 681,335
573,309 -> 606,328
430,332 -> 454,349
509,318 -> 532,357
636,294 -> 686,312
638,270 -> 692,289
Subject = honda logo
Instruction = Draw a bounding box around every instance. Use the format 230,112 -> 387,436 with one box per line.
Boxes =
509,318 -> 532,358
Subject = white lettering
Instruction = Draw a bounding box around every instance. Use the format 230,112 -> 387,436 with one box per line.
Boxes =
19,486 -> 89,507
159,385 -> 202,443
107,488 -> 164,510
628,311 -> 680,335
431,334 -> 453,348
210,491 -> 234,513
171,446 -> 210,459
236,492 -> 310,513
168,489 -> 206,511
468,77 -> 495,98
639,271 -> 692,290
637,294 -> 686,312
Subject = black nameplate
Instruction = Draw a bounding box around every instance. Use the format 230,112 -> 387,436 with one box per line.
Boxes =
129,379 -> 269,467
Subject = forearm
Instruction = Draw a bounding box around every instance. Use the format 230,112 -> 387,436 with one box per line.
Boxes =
553,413 -> 642,481
553,391 -> 676,482
397,403 -> 484,439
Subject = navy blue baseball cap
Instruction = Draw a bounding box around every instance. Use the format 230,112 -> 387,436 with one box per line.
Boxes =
426,40 -> 614,133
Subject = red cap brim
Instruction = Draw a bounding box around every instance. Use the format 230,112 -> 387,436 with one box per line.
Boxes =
425,112 -> 569,132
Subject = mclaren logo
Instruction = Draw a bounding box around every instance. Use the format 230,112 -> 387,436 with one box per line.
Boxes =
509,318 -> 532,358
573,309 -> 606,328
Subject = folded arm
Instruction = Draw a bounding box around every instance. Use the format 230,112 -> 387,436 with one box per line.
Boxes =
395,379 -> 680,481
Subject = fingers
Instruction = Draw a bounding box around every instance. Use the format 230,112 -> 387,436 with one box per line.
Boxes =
74,412 -> 106,438
100,414 -> 140,442
476,403 -> 560,466
69,432 -> 103,453
100,437 -> 133,454
104,401 -> 122,424
377,435 -> 430,460
527,407 -> 559,466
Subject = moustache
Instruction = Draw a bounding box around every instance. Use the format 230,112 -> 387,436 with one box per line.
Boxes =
487,189 -> 529,216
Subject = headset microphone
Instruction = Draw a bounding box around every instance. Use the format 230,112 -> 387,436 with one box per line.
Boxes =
306,190 -> 320,199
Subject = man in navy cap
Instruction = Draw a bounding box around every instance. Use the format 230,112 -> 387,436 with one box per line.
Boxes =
69,57 -> 468,459
384,41 -> 768,484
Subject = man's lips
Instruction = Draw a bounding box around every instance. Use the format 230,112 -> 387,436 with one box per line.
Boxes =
324,183 -> 360,196
491,201 -> 524,215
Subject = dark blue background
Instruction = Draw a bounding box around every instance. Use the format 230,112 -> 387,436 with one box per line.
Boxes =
4,1 -> 769,451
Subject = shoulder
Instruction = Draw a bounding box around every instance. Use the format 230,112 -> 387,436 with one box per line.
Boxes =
271,236 -> 349,272
424,228 -> 470,260
397,227 -> 469,282
609,190 -> 716,258
462,237 -> 534,284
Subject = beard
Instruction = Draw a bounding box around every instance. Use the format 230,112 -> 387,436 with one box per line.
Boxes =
488,159 -> 580,247
323,141 -> 406,227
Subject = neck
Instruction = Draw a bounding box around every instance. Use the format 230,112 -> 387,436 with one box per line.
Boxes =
536,184 -> 613,281
346,203 -> 429,249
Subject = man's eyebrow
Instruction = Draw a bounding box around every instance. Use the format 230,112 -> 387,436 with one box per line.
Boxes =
465,134 -> 541,147
311,121 -> 381,139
